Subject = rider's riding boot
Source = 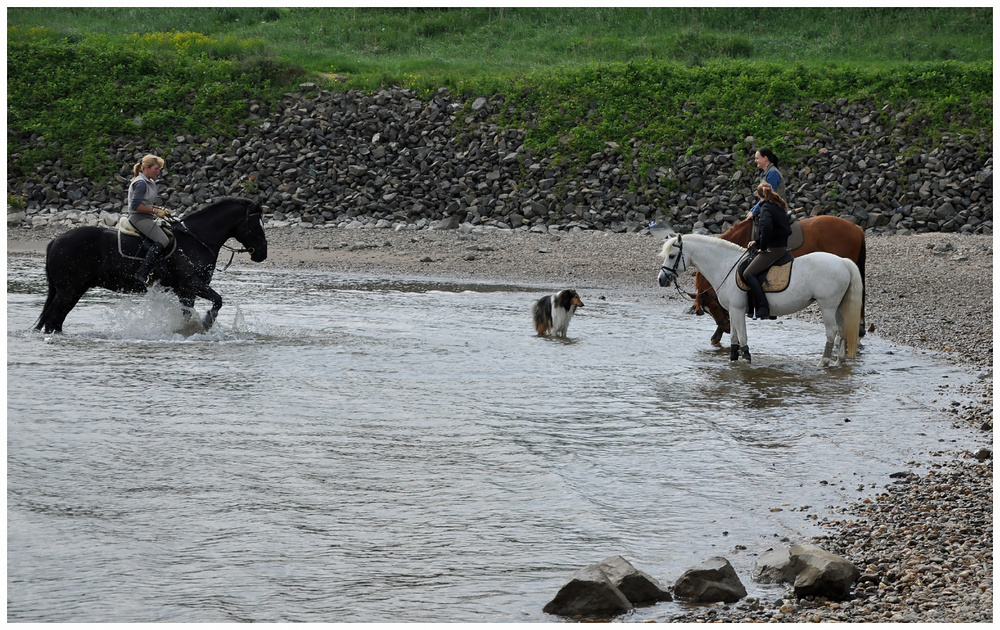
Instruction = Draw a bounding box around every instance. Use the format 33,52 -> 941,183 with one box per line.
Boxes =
134,242 -> 164,284
744,272 -> 769,320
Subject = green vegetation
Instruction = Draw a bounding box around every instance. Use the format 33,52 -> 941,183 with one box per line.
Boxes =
7,26 -> 298,178
6,7 -> 993,180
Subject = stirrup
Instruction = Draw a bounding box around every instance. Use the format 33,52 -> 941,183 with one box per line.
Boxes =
135,269 -> 154,285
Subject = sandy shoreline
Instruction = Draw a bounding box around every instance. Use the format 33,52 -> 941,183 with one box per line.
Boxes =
6,223 -> 993,621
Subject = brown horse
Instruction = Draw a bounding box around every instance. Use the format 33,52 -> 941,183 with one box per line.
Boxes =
691,215 -> 866,344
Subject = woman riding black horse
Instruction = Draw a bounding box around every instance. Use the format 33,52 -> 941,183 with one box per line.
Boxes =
128,154 -> 173,284
742,182 -> 792,320
36,196 -> 268,334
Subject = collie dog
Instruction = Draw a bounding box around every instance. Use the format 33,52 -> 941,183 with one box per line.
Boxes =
532,289 -> 584,337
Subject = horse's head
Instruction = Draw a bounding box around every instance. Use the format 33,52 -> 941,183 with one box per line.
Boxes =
234,200 -> 268,262
693,272 -> 731,333
657,235 -> 686,287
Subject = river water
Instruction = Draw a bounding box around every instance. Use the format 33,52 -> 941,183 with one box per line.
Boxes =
6,256 -> 977,622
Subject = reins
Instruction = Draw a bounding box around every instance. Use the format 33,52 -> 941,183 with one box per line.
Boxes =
661,237 -> 751,301
172,203 -> 262,271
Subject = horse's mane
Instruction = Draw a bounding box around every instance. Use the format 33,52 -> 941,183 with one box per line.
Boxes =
178,196 -> 255,221
719,218 -> 752,246
658,233 -> 746,258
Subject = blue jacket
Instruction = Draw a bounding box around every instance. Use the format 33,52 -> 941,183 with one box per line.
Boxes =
749,166 -> 784,217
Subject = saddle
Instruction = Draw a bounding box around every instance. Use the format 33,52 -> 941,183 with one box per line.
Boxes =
736,250 -> 794,293
117,216 -> 177,260
787,216 -> 804,250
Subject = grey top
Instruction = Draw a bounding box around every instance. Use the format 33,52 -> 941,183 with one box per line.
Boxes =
127,173 -> 158,214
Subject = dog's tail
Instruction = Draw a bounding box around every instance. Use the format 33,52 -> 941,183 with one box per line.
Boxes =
532,295 -> 552,335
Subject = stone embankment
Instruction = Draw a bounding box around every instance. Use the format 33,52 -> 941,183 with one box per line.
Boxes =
6,86 -> 993,237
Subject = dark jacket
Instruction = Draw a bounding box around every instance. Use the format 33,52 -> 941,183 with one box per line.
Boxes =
754,201 -> 792,249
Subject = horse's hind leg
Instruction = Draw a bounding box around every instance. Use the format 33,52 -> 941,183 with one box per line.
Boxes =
816,304 -> 841,367
35,284 -> 58,331
38,287 -> 87,333
819,342 -> 834,367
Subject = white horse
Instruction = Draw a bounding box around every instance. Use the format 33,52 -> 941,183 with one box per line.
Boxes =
657,233 -> 863,366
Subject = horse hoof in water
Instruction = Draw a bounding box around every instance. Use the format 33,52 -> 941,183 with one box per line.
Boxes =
201,314 -> 217,332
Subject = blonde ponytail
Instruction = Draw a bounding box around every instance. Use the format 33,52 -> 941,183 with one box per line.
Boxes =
133,154 -> 165,178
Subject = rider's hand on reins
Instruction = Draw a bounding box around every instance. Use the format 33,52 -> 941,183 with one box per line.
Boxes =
154,206 -> 171,218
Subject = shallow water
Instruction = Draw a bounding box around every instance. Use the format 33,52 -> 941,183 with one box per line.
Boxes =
6,257 -> 977,622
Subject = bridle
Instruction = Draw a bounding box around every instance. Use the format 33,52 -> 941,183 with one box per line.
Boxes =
174,202 -> 264,271
660,235 -> 749,322
659,237 -> 688,297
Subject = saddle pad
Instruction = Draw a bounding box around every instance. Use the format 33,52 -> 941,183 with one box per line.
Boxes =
116,219 -> 176,261
118,216 -> 141,236
736,256 -> 793,293
787,217 -> 804,251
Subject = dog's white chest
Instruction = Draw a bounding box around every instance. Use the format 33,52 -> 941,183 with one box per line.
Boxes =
551,304 -> 577,335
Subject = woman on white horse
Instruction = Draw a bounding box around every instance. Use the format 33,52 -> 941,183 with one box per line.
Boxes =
657,232 -> 862,366
742,183 -> 792,320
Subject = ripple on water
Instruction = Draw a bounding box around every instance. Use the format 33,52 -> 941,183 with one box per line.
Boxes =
6,259 -> 979,622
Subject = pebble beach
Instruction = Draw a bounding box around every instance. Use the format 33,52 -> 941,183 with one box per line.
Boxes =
6,222 -> 993,622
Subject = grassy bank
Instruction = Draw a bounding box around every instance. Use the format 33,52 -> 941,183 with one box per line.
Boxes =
6,7 -> 993,181
8,7 -> 992,73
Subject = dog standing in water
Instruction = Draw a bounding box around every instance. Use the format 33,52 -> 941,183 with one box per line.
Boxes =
532,289 -> 584,337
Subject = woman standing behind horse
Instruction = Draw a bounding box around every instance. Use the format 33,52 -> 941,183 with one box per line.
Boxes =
128,154 -> 172,284
742,182 -> 792,320
751,148 -> 784,201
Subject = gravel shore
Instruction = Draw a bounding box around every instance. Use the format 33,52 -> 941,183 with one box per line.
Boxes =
6,223 -> 993,622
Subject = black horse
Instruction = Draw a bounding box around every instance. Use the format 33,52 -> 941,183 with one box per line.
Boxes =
35,196 -> 267,333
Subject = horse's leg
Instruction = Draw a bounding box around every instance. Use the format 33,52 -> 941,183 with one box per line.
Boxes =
191,283 -> 223,331
177,294 -> 196,321
818,302 -> 841,367
40,287 -> 88,334
729,312 -> 750,363
820,342 -> 834,367
35,283 -> 58,331
711,326 -> 724,346
833,307 -> 848,366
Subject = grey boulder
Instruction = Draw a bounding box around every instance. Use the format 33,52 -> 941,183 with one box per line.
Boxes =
672,556 -> 747,603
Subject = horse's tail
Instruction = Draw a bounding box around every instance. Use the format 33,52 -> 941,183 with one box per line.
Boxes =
34,240 -> 57,331
856,231 -> 867,327
839,258 -> 863,359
